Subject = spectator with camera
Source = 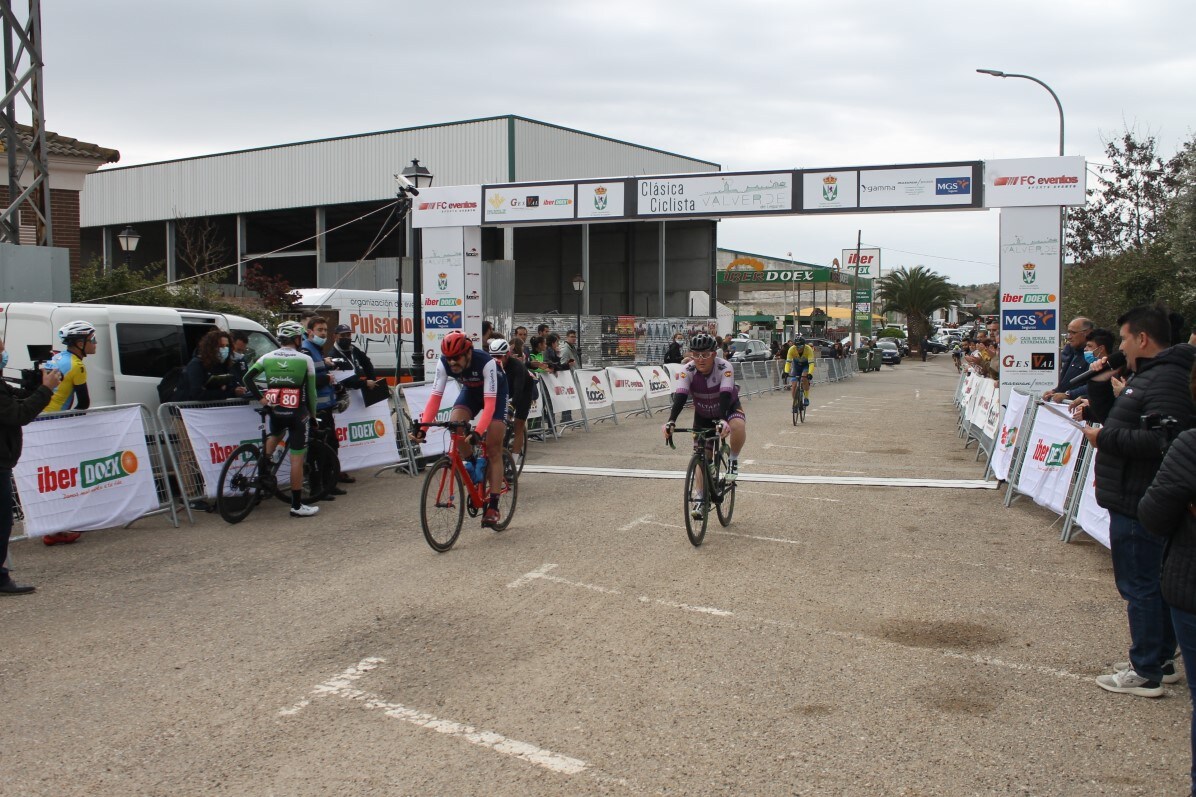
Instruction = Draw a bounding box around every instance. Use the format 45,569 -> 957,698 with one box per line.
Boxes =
1082,304 -> 1196,697
0,336 -> 62,594
1139,361 -> 1196,794
300,316 -> 346,498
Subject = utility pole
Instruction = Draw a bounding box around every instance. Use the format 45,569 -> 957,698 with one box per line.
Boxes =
850,230 -> 862,348
1,0 -> 52,245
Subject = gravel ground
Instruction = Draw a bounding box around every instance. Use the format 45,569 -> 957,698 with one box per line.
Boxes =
2,356 -> 1189,796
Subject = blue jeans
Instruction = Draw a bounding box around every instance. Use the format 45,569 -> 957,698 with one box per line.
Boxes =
1171,606 -> 1196,795
1109,510 -> 1177,681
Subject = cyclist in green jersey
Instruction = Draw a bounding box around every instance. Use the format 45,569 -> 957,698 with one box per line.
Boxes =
242,321 -> 321,518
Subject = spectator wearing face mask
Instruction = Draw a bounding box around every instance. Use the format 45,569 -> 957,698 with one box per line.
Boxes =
665,334 -> 685,364
183,329 -> 246,402
331,324 -> 378,391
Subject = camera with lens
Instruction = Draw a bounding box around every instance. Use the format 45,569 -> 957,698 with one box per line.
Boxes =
1141,412 -> 1181,444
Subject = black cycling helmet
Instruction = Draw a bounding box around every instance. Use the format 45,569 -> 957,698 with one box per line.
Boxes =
689,332 -> 718,352
795,337 -> 806,346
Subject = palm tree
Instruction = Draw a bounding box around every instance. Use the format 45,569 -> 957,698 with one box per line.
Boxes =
874,266 -> 960,351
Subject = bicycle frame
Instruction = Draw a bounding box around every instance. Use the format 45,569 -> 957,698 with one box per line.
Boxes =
421,420 -> 492,507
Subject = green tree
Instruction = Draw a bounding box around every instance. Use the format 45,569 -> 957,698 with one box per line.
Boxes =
875,266 -> 960,350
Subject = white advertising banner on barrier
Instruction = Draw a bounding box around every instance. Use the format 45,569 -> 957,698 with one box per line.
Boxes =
999,205 -> 1062,405
527,377 -> 543,420
576,181 -> 625,220
576,369 -> 613,410
401,381 -> 462,458
969,379 -> 998,427
15,407 -> 160,537
179,404 -> 263,499
1075,454 -> 1111,548
332,391 -> 397,472
637,172 -> 793,217
606,367 -> 648,403
984,156 -> 1087,208
412,185 -> 483,228
663,363 -> 689,383
990,391 -> 1030,481
981,382 -> 1003,440
638,365 -> 674,398
539,371 -> 581,413
1017,403 -> 1084,515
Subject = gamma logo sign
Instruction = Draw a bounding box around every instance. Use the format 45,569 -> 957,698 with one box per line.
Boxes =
1002,309 -> 1056,331
1031,439 -> 1074,467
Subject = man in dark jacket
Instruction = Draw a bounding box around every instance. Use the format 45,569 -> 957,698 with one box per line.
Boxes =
1085,305 -> 1196,697
1044,316 -> 1094,403
1,337 -> 62,594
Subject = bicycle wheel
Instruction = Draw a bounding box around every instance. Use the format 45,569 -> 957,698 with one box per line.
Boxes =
504,425 -> 526,477
683,451 -> 709,547
217,443 -> 264,524
791,388 -> 800,426
420,457 -> 464,552
488,451 -> 520,532
713,448 -> 736,527
799,388 -> 807,423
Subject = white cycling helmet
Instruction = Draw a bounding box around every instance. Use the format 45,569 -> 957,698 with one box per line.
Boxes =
488,338 -> 510,356
276,321 -> 306,341
58,320 -> 96,343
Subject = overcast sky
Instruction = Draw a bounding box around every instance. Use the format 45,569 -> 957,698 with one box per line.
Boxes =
40,0 -> 1195,286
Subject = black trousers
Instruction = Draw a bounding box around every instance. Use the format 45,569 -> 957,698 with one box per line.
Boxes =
1,467 -> 14,576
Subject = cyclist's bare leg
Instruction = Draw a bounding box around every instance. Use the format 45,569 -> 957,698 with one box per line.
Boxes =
485,421 -> 506,495
513,418 -> 526,456
448,406 -> 474,463
727,417 -> 746,457
801,373 -> 812,403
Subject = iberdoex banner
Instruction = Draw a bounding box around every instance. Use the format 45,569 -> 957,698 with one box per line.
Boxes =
15,407 -> 159,537
1015,403 -> 1084,515
989,389 -> 1030,482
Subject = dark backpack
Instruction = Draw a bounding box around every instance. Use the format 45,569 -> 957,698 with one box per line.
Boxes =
157,366 -> 190,404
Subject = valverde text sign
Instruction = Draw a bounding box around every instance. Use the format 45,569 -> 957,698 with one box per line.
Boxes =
637,172 -> 793,218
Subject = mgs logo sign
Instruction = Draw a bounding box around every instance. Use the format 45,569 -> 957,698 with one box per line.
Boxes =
1002,309 -> 1056,331
935,177 -> 971,196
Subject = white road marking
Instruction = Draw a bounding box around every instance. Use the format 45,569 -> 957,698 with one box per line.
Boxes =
506,563 -> 559,588
763,442 -> 869,455
737,488 -> 840,502
619,515 -> 806,545
281,657 -> 593,777
520,567 -> 1088,682
522,464 -> 998,489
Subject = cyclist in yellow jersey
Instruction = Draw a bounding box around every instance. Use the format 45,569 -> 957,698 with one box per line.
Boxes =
43,320 -> 96,414
784,337 -> 815,408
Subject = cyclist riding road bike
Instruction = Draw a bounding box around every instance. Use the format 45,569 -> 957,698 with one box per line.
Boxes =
662,333 -> 748,519
488,337 -> 534,461
412,331 -> 509,528
785,337 -> 815,408
242,321 -> 321,518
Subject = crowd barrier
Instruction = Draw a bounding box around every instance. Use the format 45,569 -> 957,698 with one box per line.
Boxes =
9,403 -> 179,548
7,355 -> 858,548
951,370 -> 1110,548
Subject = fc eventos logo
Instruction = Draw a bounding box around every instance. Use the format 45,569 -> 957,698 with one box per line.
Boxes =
1002,309 -> 1056,331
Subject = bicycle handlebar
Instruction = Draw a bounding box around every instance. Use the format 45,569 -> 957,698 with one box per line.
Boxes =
412,420 -> 474,431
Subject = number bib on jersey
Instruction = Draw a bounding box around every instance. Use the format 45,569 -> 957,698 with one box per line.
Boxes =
265,387 -> 302,411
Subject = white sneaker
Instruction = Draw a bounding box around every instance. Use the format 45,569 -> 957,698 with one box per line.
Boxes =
726,461 -> 739,482
290,504 -> 319,518
690,500 -> 706,520
1113,659 -> 1182,684
1095,668 -> 1163,697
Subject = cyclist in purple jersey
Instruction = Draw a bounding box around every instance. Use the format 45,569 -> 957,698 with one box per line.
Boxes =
663,332 -> 747,486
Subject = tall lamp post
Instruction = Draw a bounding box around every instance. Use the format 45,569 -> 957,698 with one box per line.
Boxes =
572,273 -> 585,366
975,69 -> 1064,156
399,158 -> 434,381
117,226 -> 140,268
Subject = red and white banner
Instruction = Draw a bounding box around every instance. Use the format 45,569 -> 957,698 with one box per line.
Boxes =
179,404 -> 266,499
637,365 -> 674,398
990,390 -> 1030,482
15,407 -> 159,537
331,391 -> 397,472
400,381 -> 462,458
606,367 -> 648,403
1016,403 -> 1084,515
575,369 -> 613,410
539,371 -> 581,414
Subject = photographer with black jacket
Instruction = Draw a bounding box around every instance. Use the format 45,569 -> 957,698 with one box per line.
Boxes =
1139,363 -> 1196,795
1084,305 -> 1196,698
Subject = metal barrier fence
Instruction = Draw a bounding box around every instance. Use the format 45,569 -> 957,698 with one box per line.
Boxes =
12,403 -> 179,546
157,398 -> 253,524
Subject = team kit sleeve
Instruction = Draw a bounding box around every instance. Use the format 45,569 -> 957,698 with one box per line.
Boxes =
419,359 -> 450,425
667,366 -> 693,423
473,358 -> 500,433
243,358 -> 265,399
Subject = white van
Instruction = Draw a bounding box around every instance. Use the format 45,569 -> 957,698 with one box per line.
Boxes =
293,289 -> 414,376
0,302 -> 276,410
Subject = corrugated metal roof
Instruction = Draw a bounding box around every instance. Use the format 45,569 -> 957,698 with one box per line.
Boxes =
81,115 -> 716,228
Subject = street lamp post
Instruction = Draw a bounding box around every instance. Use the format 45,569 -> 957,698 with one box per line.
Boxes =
976,69 -> 1064,156
572,274 -> 585,366
116,226 -> 140,268
398,158 -> 434,381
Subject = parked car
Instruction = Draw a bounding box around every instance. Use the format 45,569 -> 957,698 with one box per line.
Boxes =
923,337 -> 951,353
805,337 -> 837,358
875,338 -> 903,365
729,338 -> 770,362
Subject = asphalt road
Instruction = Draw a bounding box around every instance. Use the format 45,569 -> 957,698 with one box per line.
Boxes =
2,357 -> 1189,796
